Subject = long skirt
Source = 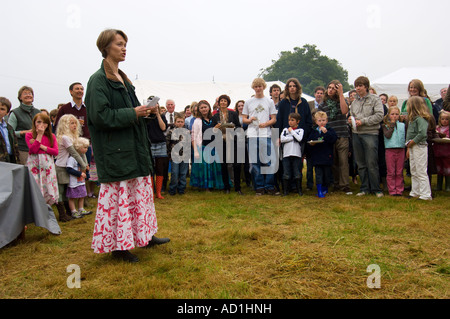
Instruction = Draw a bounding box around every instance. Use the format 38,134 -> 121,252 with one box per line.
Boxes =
26,153 -> 59,205
91,175 -> 158,253
189,145 -> 224,190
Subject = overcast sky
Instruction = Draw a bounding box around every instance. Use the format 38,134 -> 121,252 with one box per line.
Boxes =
1,0 -> 449,110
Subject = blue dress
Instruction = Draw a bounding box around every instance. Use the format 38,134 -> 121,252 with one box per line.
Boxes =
189,117 -> 224,190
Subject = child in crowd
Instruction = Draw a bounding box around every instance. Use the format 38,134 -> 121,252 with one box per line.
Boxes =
66,137 -> 92,218
307,111 -> 337,198
405,96 -> 432,200
382,106 -> 406,196
25,113 -> 59,205
433,111 -> 450,191
388,96 -> 398,107
280,113 -> 304,196
168,114 -> 190,195
0,97 -> 20,163
55,114 -> 87,222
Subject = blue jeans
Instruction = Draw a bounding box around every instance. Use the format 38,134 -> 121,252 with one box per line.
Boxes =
248,137 -> 277,191
169,161 -> 189,194
352,134 -> 381,193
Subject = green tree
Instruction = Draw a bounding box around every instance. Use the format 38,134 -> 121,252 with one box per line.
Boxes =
260,44 -> 352,96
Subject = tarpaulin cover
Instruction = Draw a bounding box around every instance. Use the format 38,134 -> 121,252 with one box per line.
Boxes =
0,162 -> 61,248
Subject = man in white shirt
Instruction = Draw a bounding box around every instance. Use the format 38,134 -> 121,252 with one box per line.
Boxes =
242,78 -> 278,195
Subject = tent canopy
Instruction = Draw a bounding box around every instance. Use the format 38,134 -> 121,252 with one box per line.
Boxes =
370,67 -> 450,104
133,80 -> 314,112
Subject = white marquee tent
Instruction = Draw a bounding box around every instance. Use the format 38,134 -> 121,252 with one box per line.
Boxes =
133,80 -> 314,112
370,67 -> 450,104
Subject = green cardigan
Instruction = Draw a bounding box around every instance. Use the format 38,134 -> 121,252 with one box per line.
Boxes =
401,97 -> 433,115
85,60 -> 153,183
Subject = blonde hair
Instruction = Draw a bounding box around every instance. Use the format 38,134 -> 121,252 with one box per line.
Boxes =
251,78 -> 267,90
314,111 -> 327,122
406,96 -> 431,123
56,114 -> 81,144
388,95 -> 398,106
73,137 -> 90,152
383,106 -> 401,125
438,111 -> 450,127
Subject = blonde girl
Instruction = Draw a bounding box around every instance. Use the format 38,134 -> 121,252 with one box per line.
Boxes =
54,114 -> 88,221
433,111 -> 450,191
382,106 -> 406,196
388,96 -> 398,107
25,113 -> 59,205
405,96 -> 432,200
66,137 -> 92,218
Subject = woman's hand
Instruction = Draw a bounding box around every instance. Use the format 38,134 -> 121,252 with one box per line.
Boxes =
135,105 -> 152,118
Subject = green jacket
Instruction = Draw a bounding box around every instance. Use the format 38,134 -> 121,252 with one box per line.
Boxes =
0,120 -> 20,163
85,60 -> 153,183
406,117 -> 429,145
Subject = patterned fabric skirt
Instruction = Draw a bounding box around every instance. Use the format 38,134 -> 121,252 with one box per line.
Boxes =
88,154 -> 98,182
91,175 -> 158,254
189,145 -> 224,190
26,153 -> 59,205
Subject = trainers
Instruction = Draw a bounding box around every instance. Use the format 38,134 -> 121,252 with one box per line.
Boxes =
79,208 -> 92,216
72,210 -> 83,219
266,188 -> 280,196
375,192 -> 384,198
255,189 -> 264,196
356,191 -> 367,196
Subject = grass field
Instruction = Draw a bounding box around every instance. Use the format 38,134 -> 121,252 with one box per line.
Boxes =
0,175 -> 449,299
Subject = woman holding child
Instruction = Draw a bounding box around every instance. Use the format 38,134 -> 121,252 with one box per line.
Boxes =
85,29 -> 169,263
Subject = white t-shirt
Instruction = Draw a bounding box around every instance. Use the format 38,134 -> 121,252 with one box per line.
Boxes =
66,156 -> 85,188
242,96 -> 277,138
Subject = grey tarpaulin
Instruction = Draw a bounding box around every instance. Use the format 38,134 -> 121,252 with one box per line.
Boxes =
0,162 -> 61,248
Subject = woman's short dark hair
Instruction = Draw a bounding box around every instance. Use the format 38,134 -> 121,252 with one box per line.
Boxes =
96,29 -> 128,58
218,94 -> 231,107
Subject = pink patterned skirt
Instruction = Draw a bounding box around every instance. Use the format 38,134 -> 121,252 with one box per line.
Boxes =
91,175 -> 158,254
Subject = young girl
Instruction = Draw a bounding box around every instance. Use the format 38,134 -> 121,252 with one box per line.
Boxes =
66,137 -> 92,218
405,96 -> 432,200
55,114 -> 87,222
433,111 -> 450,191
382,106 -> 406,196
25,113 -> 59,205
388,96 -> 398,107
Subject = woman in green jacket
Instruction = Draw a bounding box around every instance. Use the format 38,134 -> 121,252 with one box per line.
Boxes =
86,29 -> 169,263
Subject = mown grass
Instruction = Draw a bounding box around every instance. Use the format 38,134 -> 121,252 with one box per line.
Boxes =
0,175 -> 449,299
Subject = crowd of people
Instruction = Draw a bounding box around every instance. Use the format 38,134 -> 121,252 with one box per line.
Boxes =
1,28 -> 449,262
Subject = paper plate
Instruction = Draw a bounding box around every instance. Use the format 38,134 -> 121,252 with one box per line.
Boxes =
350,116 -> 357,131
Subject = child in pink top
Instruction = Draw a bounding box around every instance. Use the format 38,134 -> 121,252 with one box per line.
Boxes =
25,113 -> 59,205
433,111 -> 450,191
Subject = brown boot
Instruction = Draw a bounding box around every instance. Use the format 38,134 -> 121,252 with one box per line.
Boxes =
56,202 -> 72,222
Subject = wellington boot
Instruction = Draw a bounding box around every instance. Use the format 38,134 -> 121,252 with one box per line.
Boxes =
56,202 -> 72,222
445,176 -> 450,192
282,180 -> 289,196
295,179 -> 303,196
436,175 -> 443,191
317,184 -> 325,198
155,175 -> 165,199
